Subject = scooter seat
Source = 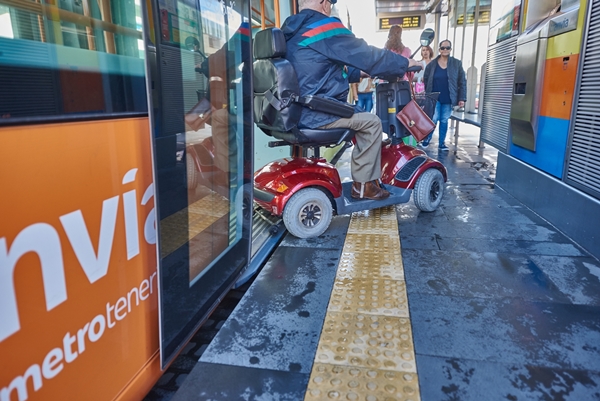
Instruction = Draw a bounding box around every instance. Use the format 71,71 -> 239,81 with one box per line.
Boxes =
269,128 -> 355,147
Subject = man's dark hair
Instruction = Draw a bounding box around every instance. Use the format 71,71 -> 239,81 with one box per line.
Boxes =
439,39 -> 452,48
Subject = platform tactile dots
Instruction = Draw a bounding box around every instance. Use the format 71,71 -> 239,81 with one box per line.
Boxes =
304,208 -> 420,401
337,250 -> 404,281
351,207 -> 397,221
315,312 -> 416,372
348,215 -> 399,234
328,279 -> 409,317
305,364 -> 420,401
342,233 -> 402,253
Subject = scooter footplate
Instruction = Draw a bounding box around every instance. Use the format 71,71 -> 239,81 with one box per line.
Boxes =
335,181 -> 412,215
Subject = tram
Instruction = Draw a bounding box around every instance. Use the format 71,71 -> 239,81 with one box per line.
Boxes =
0,0 -> 262,399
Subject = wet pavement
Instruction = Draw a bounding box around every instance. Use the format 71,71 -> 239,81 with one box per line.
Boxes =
402,126 -> 600,400
146,124 -> 600,400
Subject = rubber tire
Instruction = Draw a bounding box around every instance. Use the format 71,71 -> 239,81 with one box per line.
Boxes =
283,188 -> 333,239
186,153 -> 198,190
413,168 -> 444,212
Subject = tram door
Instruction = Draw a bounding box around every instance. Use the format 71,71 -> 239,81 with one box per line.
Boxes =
143,0 -> 253,367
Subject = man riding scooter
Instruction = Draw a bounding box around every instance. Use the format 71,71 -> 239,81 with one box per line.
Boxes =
281,0 -> 422,200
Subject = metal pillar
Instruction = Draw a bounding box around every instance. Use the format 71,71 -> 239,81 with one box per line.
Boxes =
470,0 -> 480,68
460,0 -> 467,61
465,0 -> 480,114
434,11 -> 441,53
452,2 -> 457,58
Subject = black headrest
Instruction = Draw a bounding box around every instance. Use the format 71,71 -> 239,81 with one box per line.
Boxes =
254,28 -> 286,60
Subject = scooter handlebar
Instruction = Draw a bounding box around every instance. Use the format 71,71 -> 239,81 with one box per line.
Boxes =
376,65 -> 422,83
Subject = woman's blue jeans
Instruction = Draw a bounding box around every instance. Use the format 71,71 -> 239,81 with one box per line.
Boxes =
357,92 -> 373,113
423,102 -> 452,147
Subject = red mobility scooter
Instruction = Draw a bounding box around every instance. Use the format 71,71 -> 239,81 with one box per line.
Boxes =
252,28 -> 447,238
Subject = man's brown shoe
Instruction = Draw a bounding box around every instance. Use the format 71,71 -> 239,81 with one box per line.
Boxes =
351,180 -> 390,200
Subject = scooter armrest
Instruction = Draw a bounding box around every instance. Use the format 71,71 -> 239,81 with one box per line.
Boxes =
299,95 -> 354,118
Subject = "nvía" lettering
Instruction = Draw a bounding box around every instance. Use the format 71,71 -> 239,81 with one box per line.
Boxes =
0,168 -> 156,343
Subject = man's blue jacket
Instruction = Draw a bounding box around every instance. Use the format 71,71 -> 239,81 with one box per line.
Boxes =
281,9 -> 410,129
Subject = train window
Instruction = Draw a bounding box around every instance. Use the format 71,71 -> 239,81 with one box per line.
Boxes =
0,0 -> 147,124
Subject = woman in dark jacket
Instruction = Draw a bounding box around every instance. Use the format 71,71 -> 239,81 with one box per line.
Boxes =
422,40 -> 467,150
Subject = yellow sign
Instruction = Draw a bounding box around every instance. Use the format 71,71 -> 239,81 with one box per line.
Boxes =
379,15 -> 422,30
456,10 -> 491,25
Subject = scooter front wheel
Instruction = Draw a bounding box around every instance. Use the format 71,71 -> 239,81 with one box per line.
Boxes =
283,188 -> 333,238
413,168 -> 444,212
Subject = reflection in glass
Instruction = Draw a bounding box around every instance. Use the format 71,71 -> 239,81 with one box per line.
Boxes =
154,0 -> 249,284
251,0 -> 276,28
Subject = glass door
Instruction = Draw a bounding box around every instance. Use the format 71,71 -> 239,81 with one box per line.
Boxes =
144,0 -> 253,367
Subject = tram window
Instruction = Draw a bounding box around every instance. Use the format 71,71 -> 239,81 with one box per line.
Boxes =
250,0 -> 298,29
0,0 -> 147,124
154,0 -> 250,283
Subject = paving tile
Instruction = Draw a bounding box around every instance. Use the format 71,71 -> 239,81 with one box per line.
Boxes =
438,194 -> 468,208
328,278 -> 410,317
402,250 -> 573,303
314,312 -> 417,372
305,364 -> 421,401
337,248 -> 405,281
171,362 -> 309,401
200,246 -> 341,374
409,293 -> 600,371
522,224 -> 572,242
445,170 -> 490,185
280,215 -> 351,249
443,205 -> 544,226
398,221 -> 459,238
396,206 -> 450,225
399,235 -> 440,250
448,222 -> 532,241
456,187 -> 522,208
416,355 -> 600,401
437,237 -> 585,256
528,255 -> 600,306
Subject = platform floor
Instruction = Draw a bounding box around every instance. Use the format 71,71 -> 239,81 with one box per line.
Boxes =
148,126 -> 600,400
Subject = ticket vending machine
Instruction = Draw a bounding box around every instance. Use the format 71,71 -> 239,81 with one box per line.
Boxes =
510,0 -> 580,151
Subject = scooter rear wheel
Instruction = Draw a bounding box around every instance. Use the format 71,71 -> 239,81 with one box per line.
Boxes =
283,188 -> 333,238
414,168 -> 444,212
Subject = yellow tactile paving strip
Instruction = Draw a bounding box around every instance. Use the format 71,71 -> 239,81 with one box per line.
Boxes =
160,192 -> 230,258
305,207 -> 421,401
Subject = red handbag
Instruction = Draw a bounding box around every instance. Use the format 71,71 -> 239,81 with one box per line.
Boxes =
396,84 -> 436,142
